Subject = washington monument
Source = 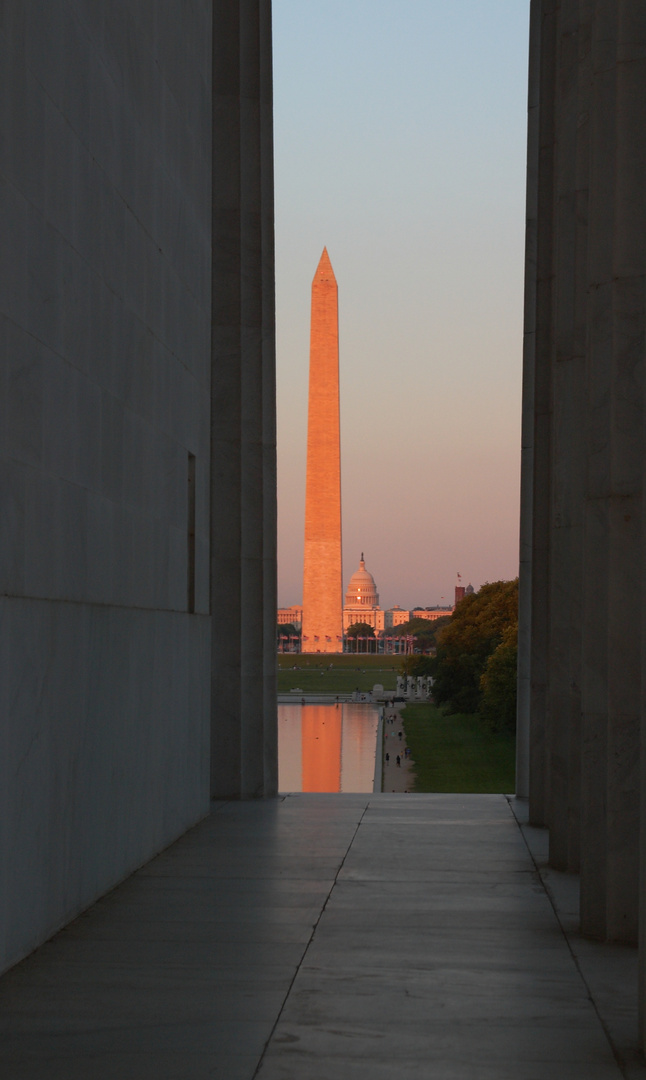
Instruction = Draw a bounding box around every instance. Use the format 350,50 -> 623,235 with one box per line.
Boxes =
301,249 -> 343,653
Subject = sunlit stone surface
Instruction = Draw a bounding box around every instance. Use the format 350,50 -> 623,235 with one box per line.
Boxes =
301,250 -> 344,654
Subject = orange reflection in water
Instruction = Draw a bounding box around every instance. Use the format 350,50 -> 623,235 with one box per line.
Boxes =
278,703 -> 379,793
301,705 -> 342,792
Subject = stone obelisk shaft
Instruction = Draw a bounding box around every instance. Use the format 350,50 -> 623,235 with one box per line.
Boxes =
302,249 -> 343,653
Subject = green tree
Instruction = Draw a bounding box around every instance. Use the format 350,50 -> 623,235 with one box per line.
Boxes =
432,580 -> 518,717
277,623 -> 300,649
400,654 -> 435,677
346,622 -> 376,653
480,623 -> 518,734
388,615 -> 451,653
387,617 -> 430,636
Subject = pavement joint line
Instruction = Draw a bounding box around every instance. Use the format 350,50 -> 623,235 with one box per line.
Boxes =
506,795 -> 628,1080
251,799 -> 371,1078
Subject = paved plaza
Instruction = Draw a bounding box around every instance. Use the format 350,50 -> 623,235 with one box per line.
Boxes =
0,794 -> 643,1079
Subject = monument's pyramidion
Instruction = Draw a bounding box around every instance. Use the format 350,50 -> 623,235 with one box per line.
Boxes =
301,249 -> 343,653
315,246 -> 335,282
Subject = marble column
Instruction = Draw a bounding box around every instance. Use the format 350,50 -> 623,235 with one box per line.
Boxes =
516,0 -> 541,802
528,0 -> 559,827
260,0 -> 279,796
211,1 -> 243,798
524,0 -> 646,1035
580,0 -> 642,944
546,0 -> 591,873
603,0 -> 643,945
579,0 -> 618,942
238,0 -> 276,799
211,1 -> 277,798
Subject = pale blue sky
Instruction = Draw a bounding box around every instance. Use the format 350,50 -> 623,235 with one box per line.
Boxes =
274,1 -> 530,609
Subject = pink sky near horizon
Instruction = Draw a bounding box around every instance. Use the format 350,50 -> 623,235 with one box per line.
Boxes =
273,1 -> 529,609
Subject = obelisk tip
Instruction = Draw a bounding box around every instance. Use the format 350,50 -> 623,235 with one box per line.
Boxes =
313,247 -> 336,285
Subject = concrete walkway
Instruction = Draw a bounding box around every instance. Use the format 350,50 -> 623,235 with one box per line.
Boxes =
0,795 -> 644,1079
382,712 -> 414,792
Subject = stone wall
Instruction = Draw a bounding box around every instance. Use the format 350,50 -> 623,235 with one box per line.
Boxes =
0,2 -> 214,972
518,0 -> 646,1045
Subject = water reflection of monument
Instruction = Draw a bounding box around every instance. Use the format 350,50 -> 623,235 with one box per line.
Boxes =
278,704 -> 380,793
302,706 -> 342,792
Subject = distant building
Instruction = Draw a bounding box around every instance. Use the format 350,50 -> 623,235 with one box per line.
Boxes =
280,555 -> 459,650
387,607 -> 451,627
405,608 -> 453,623
342,555 -> 454,634
455,578 -> 476,607
343,555 -> 385,633
277,606 -> 303,628
276,607 -> 303,653
385,607 -> 408,628
385,606 -> 408,629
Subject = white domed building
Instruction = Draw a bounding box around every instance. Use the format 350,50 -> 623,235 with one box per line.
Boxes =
343,555 -> 385,634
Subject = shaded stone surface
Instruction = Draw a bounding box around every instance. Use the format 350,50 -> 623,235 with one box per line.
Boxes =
0,0 -> 278,974
518,2 -> 645,976
0,0 -> 213,974
0,794 -> 642,1079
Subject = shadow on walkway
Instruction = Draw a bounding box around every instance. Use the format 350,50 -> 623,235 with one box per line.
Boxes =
0,794 -> 643,1079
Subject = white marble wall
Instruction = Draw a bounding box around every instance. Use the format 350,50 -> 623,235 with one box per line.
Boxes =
0,599 -> 210,973
0,3 -> 213,971
210,0 -> 278,799
519,0 -> 646,1047
0,2 -> 212,613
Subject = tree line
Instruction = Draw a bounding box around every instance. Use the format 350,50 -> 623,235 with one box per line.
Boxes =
402,580 -> 518,735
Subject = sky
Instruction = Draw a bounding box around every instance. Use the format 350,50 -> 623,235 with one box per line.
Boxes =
273,1 -> 530,610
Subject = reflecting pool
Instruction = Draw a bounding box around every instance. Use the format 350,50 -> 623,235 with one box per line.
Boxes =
278,702 -> 380,793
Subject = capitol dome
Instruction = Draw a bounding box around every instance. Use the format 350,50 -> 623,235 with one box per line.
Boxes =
344,554 -> 379,607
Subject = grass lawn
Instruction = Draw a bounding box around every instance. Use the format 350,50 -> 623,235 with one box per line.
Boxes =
277,653 -> 401,694
402,703 -> 516,793
278,654 -> 402,670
